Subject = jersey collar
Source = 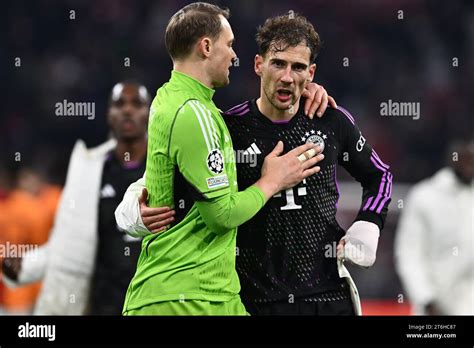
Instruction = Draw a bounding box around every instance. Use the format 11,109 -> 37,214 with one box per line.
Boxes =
170,70 -> 215,101
250,98 -> 304,129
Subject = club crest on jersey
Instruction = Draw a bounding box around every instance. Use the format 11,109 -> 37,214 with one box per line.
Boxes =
302,129 -> 326,153
207,149 -> 224,174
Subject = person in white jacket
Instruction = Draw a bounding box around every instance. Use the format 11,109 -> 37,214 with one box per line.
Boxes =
395,138 -> 474,315
1,82 -> 151,315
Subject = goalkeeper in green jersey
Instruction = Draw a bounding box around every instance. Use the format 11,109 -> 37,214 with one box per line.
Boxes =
122,2 -> 324,315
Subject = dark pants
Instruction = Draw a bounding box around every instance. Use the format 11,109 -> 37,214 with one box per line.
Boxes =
244,292 -> 355,316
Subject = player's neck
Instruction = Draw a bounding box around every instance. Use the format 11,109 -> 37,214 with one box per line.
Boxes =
256,97 -> 300,123
115,136 -> 147,165
173,61 -> 214,90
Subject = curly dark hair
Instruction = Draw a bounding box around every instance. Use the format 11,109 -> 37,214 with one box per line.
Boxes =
256,13 -> 321,63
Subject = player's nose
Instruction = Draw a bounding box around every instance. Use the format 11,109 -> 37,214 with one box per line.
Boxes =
122,101 -> 136,116
280,67 -> 293,84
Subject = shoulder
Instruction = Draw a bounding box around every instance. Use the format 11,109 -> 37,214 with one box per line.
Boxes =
88,139 -> 117,157
223,100 -> 252,116
171,100 -> 223,145
174,99 -> 218,128
406,173 -> 442,206
416,168 -> 458,193
333,105 -> 358,126
152,85 -> 203,122
69,138 -> 116,160
315,106 -> 362,142
223,100 -> 252,118
222,101 -> 254,131
307,105 -> 357,126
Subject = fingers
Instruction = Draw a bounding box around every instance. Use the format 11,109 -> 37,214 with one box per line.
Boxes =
148,215 -> 175,232
301,87 -> 311,99
301,165 -> 321,179
139,188 -> 148,204
308,87 -> 324,118
315,92 -> 328,118
141,206 -> 174,217
302,83 -> 321,117
297,148 -> 316,163
302,88 -> 313,116
315,87 -> 325,105
301,153 -> 324,170
328,95 -> 337,109
308,87 -> 326,118
266,141 -> 284,158
142,210 -> 175,229
151,226 -> 169,234
288,142 -> 318,157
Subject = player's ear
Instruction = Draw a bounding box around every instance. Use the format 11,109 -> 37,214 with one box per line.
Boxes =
308,63 -> 316,82
254,54 -> 263,77
198,37 -> 212,58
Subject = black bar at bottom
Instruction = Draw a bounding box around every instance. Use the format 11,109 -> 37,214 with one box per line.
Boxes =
0,315 -> 472,346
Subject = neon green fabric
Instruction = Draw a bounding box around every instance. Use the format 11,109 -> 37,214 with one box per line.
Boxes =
196,185 -> 266,235
123,71 -> 266,314
123,296 -> 249,316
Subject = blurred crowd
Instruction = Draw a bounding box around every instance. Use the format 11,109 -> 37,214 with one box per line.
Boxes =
2,0 -> 473,182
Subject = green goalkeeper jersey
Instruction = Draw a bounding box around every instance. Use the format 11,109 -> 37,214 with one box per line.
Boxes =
123,71 -> 265,313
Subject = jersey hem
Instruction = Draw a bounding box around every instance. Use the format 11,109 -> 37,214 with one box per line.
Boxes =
123,292 -> 239,313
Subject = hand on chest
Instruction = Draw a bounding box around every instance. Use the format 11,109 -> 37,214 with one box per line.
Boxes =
234,122 -> 339,174
232,119 -> 339,212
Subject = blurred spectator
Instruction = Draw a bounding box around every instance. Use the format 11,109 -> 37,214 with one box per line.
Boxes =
395,138 -> 474,315
0,167 -> 60,314
2,82 -> 150,315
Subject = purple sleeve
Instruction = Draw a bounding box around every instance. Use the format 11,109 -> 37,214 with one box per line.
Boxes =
336,106 -> 393,230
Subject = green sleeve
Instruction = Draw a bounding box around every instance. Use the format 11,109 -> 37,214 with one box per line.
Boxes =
195,185 -> 266,235
169,100 -> 230,199
170,100 -> 267,234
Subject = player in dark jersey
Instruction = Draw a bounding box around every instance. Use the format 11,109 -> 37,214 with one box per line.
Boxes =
88,82 -> 150,314
116,13 -> 392,315
220,15 -> 392,315
2,82 -> 150,315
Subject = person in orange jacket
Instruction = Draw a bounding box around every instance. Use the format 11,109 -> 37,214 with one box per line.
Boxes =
0,167 -> 61,314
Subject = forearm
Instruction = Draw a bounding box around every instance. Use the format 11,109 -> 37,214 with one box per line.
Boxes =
196,185 -> 266,235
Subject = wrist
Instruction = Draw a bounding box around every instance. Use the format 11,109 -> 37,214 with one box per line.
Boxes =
254,177 -> 280,201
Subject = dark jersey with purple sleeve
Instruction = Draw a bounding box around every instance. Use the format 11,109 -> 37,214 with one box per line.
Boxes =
223,99 -> 392,303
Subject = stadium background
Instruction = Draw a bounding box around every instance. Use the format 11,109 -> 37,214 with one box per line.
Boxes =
1,0 -> 472,315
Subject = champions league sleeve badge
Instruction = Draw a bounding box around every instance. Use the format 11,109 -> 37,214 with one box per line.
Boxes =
207,149 -> 224,174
